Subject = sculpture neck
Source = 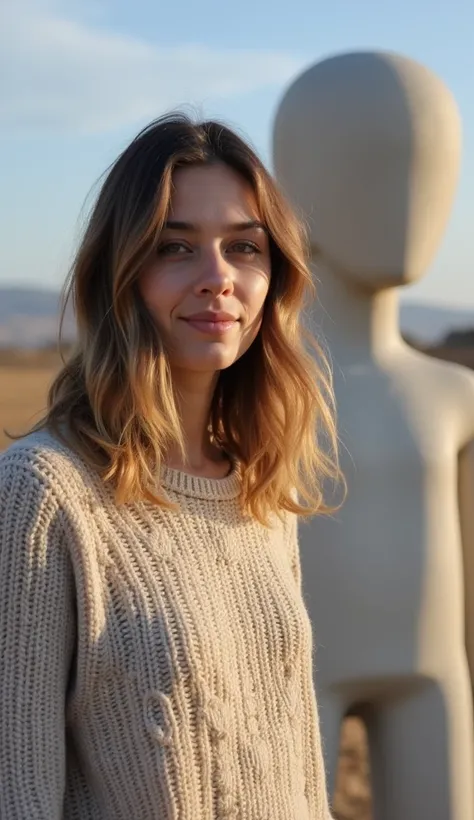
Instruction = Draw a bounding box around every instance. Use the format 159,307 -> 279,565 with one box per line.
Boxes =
310,260 -> 405,368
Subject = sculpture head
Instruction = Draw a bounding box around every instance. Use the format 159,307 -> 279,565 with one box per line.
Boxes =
273,51 -> 461,291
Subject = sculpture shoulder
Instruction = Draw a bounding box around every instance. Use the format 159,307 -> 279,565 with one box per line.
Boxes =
403,346 -> 474,388
393,348 -> 474,440
450,364 -> 474,442
420,354 -> 474,441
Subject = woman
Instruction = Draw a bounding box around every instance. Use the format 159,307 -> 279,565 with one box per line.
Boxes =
0,114 -> 341,819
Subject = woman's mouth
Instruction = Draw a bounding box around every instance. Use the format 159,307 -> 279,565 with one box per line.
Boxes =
181,318 -> 238,334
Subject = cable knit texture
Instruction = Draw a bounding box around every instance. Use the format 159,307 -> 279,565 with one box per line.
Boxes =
0,430 -> 333,819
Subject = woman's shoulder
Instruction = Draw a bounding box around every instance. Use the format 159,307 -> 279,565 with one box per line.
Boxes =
0,428 -> 95,506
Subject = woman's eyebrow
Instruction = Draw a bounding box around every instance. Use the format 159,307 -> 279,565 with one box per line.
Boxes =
163,219 -> 267,232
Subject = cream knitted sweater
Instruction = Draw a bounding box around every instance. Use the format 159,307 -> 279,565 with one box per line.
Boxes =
0,430 -> 333,820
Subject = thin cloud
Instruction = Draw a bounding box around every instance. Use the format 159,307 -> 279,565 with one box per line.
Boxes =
0,0 -> 306,134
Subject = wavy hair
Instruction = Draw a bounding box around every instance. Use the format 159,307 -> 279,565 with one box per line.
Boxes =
13,113 -> 343,523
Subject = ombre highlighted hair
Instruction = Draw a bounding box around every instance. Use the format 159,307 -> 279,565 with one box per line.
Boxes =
15,113 -> 343,523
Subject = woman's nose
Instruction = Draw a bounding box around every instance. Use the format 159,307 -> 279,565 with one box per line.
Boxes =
195,249 -> 234,296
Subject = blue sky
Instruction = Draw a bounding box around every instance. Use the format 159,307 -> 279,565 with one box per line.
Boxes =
1,0 -> 473,307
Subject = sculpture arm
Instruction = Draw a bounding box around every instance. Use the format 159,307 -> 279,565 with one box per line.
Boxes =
459,436 -> 474,692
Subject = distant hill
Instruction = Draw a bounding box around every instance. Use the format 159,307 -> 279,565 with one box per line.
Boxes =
0,287 -> 64,321
0,285 -> 473,348
0,287 -> 75,348
400,301 -> 474,345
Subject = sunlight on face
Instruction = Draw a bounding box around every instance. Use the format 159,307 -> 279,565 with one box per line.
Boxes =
139,163 -> 271,381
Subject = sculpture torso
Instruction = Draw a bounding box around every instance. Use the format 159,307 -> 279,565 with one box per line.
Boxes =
300,345 -> 474,689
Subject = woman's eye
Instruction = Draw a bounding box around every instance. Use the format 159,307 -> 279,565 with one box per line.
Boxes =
229,241 -> 261,255
157,242 -> 190,256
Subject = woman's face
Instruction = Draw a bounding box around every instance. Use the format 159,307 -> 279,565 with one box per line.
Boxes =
139,162 -> 271,378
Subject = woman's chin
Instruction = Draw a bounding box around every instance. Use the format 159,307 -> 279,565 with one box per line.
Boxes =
171,351 -> 238,374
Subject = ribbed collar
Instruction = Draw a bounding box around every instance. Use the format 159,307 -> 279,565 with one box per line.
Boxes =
160,461 -> 242,501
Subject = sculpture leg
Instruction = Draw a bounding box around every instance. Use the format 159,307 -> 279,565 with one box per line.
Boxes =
366,667 -> 474,820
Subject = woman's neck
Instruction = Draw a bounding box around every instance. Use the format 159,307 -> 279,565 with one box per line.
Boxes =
165,369 -> 230,478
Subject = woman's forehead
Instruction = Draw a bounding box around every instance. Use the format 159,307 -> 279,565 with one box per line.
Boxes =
168,163 -> 261,226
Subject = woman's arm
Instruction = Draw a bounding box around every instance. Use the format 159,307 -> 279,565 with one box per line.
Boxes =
0,451 -> 76,819
284,508 -> 303,591
285,511 -> 335,819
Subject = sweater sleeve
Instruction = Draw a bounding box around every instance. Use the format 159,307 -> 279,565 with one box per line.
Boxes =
0,451 -> 76,819
285,509 -> 303,591
285,511 -> 334,819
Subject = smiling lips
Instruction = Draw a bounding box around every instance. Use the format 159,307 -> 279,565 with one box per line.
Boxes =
181,311 -> 239,335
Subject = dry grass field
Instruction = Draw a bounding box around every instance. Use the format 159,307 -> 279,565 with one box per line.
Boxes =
0,356 -> 60,448
1,342 -> 473,818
